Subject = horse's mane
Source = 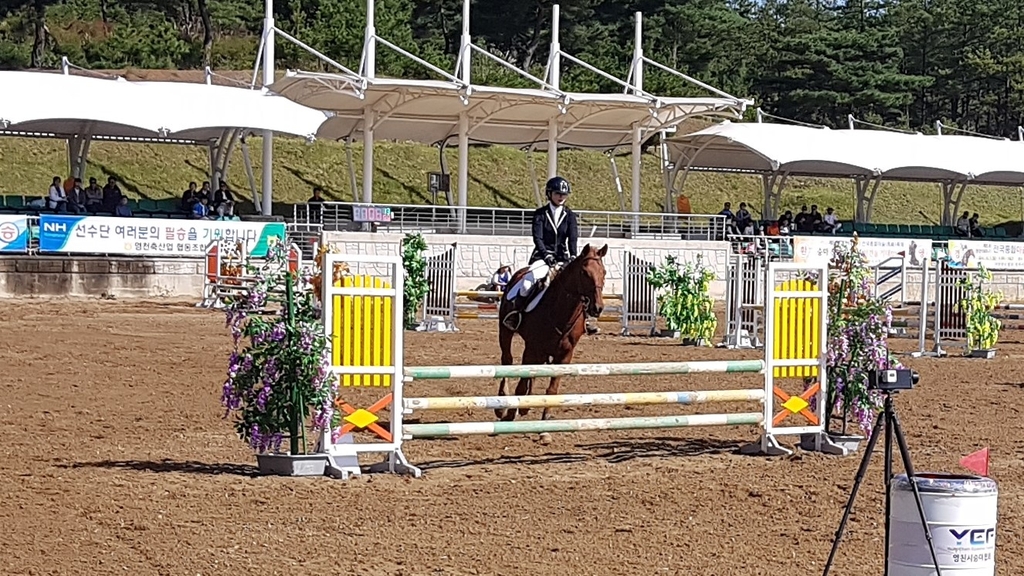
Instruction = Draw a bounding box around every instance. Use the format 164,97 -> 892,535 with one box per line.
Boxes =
548,248 -> 595,293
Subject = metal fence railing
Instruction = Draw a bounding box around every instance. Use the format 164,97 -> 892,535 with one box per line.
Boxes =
291,202 -> 730,241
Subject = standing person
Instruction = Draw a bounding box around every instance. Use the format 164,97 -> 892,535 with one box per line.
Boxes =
502,176 -> 580,331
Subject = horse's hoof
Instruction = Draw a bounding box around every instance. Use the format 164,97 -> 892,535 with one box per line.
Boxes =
518,407 -> 531,416
538,432 -> 552,445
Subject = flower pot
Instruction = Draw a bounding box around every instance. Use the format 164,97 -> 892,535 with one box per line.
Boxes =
256,453 -> 328,477
968,348 -> 996,359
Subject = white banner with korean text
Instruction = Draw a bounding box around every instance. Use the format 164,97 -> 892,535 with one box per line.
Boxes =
38,215 -> 286,257
946,239 -> 1024,270
793,235 -> 932,268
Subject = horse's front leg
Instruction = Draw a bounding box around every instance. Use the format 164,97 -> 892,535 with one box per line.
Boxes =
494,323 -> 516,421
541,344 -> 576,421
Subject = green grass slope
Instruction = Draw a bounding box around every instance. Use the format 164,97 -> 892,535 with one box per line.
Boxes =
2,135 -> 1021,226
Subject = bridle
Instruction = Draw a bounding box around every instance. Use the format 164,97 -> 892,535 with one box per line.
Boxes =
552,255 -> 603,337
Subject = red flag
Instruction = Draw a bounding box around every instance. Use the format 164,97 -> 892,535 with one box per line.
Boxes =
960,448 -> 990,476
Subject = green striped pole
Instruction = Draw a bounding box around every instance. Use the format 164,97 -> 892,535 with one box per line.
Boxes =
403,412 -> 764,438
404,359 -> 765,380
403,389 -> 765,411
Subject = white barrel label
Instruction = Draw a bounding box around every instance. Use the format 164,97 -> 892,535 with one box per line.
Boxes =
937,526 -> 996,567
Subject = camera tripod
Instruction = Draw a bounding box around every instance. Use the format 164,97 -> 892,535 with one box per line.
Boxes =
821,390 -> 944,576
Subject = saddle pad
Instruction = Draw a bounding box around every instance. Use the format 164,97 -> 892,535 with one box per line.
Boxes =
523,284 -> 550,313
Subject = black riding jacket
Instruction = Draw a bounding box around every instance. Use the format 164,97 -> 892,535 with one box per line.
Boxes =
529,203 -> 579,264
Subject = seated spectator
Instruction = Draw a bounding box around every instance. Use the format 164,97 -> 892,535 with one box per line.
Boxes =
795,205 -> 814,233
808,205 -> 824,232
491,265 -> 512,292
778,210 -> 793,234
66,178 -> 87,214
955,211 -> 970,237
103,176 -> 123,213
115,196 -> 133,217
47,176 -> 67,212
821,207 -> 841,233
734,202 -> 754,235
84,177 -> 103,212
192,196 -> 211,220
718,202 -> 736,233
308,186 -> 325,203
181,181 -> 199,212
215,201 -> 240,221
969,213 -> 984,237
198,181 -> 212,202
213,181 -> 235,211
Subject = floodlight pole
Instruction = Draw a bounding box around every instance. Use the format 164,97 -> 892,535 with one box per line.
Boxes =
260,0 -> 275,216
630,12 -> 643,231
456,0 -> 471,232
547,4 -> 561,182
362,0 -> 376,205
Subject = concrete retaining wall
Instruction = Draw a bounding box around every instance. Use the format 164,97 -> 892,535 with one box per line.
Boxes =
0,256 -> 205,298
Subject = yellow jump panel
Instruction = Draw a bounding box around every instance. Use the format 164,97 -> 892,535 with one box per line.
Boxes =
772,278 -> 821,379
331,275 -> 393,387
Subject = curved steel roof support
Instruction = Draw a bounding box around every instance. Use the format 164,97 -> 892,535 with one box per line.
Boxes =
854,175 -> 884,223
238,135 -> 260,210
664,138 -> 714,216
68,129 -> 93,181
607,148 -> 627,212
940,179 -> 970,226
763,171 -> 790,221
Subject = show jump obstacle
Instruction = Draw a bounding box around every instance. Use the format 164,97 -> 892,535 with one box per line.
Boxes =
197,238 -> 302,309
420,243 -> 680,335
315,252 -> 842,479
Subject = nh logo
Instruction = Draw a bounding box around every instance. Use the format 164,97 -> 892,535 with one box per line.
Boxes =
43,222 -> 67,233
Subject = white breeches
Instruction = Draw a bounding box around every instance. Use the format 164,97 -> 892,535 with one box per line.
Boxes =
505,260 -> 550,300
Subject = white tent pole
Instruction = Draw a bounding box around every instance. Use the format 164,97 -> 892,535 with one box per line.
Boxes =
260,0 -> 275,216
362,0 -> 376,205
456,0 -> 470,232
547,4 -> 560,182
630,11 -> 643,227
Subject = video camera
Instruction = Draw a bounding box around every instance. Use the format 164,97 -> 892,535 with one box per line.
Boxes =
866,368 -> 919,392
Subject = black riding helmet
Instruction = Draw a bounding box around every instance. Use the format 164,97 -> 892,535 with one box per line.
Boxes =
545,176 -> 571,198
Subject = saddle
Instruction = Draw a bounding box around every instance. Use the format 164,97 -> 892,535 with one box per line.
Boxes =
503,263 -> 562,330
522,265 -> 560,311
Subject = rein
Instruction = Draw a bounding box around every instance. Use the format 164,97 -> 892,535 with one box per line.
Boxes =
550,256 -> 599,337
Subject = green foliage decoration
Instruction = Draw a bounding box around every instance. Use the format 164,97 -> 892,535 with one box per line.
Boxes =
400,232 -> 431,330
645,254 -> 716,344
956,265 -> 1002,352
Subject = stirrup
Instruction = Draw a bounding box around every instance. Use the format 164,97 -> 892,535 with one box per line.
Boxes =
503,310 -> 522,331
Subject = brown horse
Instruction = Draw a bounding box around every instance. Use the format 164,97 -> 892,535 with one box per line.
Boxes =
495,243 -> 609,422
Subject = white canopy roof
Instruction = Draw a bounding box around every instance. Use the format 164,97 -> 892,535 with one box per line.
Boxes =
269,71 -> 747,150
666,120 -> 1024,185
0,70 -> 330,142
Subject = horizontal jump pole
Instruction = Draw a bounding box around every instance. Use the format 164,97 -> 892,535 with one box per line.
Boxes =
404,359 -> 766,380
454,312 -> 623,322
404,389 -> 765,411
456,290 -> 623,300
403,412 -> 764,438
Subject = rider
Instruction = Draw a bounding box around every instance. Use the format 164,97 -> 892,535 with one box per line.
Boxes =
502,176 -> 580,331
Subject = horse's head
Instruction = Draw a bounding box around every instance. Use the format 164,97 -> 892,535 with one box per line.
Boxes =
566,243 -> 608,318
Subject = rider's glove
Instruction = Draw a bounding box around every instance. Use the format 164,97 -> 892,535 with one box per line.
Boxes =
544,254 -> 557,266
